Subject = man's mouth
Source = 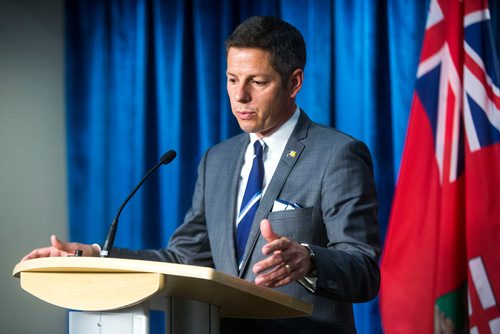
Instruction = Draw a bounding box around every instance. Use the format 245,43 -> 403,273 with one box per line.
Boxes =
236,111 -> 256,120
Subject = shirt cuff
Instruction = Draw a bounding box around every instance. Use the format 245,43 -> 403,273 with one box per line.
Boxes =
92,243 -> 102,256
298,275 -> 318,293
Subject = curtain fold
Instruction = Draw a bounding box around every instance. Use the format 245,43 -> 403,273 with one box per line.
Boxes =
64,1 -> 499,332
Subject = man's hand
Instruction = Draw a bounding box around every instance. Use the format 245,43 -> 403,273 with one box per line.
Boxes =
21,235 -> 100,261
253,219 -> 313,288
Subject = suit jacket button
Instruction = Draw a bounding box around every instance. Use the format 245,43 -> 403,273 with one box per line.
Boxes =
326,281 -> 338,290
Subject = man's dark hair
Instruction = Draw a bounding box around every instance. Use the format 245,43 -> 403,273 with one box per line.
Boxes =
225,16 -> 306,86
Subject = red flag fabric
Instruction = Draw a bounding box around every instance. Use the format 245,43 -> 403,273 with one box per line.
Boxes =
380,0 -> 500,333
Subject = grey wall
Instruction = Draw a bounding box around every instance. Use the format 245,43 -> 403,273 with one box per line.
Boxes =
0,0 -> 68,332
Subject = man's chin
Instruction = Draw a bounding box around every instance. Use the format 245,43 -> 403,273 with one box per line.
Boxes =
237,121 -> 259,134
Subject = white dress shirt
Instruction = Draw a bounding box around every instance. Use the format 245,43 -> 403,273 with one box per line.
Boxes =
235,106 -> 300,222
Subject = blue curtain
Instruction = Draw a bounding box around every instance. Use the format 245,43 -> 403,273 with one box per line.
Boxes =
65,0 -> 499,333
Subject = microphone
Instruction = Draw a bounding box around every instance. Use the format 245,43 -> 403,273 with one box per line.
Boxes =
100,150 -> 177,257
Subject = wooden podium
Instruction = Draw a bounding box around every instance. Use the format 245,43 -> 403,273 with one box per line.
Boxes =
13,257 -> 312,334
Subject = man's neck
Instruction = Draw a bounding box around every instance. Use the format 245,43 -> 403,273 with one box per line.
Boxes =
256,103 -> 297,139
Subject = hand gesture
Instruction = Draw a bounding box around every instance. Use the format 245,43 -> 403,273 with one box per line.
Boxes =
22,235 -> 99,261
253,219 -> 313,288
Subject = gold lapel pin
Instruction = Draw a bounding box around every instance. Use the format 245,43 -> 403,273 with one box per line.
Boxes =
287,150 -> 297,158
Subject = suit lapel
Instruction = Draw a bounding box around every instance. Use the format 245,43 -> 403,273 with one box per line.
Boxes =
217,134 -> 249,276
238,112 -> 311,277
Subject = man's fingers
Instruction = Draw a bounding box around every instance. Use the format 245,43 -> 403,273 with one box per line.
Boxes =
255,262 -> 301,287
261,237 -> 290,256
51,234 -> 90,255
253,250 -> 287,274
254,240 -> 313,287
21,246 -> 66,261
21,235 -> 91,261
255,263 -> 287,285
51,234 -> 71,251
260,219 -> 280,243
21,250 -> 38,261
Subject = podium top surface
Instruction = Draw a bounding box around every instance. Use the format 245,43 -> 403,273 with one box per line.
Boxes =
13,257 -> 312,318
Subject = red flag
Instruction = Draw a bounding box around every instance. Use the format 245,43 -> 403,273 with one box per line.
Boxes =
380,0 -> 500,333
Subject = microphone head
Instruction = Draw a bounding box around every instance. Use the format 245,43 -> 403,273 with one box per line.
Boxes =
160,150 -> 177,165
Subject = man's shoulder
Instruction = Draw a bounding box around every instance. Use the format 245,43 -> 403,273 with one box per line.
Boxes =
305,120 -> 362,148
295,110 -> 360,145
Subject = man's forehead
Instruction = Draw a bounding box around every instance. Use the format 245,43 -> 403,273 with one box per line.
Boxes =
225,47 -> 283,81
226,47 -> 271,58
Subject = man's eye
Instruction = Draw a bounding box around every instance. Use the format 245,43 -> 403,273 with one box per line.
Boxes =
227,78 -> 237,84
252,80 -> 266,86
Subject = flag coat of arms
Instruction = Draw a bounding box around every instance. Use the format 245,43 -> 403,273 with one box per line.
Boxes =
380,0 -> 500,333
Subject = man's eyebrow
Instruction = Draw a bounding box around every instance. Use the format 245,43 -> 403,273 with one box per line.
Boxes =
226,71 -> 270,78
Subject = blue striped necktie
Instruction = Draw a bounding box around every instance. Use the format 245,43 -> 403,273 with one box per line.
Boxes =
236,140 -> 264,263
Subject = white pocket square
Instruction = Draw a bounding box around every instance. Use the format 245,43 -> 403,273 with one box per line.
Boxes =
272,199 -> 302,212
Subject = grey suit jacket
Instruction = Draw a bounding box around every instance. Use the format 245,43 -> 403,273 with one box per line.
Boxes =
113,111 -> 380,333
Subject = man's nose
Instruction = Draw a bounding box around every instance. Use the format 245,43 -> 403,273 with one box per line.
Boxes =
235,84 -> 251,103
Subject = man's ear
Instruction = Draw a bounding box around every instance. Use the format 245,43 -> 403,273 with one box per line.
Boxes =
288,69 -> 304,98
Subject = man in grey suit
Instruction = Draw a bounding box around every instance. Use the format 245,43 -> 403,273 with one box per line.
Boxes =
24,16 -> 380,333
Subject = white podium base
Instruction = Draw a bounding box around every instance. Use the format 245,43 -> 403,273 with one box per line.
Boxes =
69,303 -> 149,334
69,298 -> 220,334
